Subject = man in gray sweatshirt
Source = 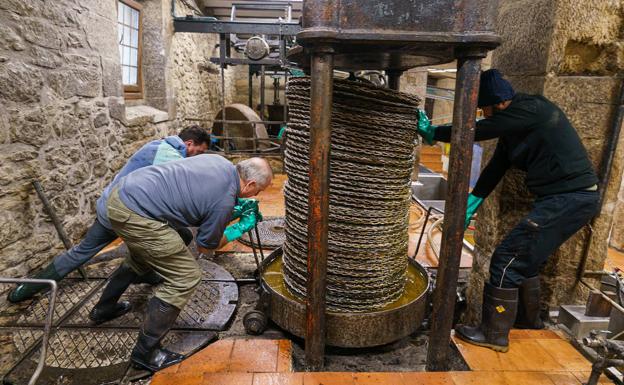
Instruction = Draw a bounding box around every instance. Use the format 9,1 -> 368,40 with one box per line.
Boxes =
89,155 -> 273,372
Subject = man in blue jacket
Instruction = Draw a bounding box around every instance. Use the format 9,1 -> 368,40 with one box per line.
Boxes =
8,126 -> 210,302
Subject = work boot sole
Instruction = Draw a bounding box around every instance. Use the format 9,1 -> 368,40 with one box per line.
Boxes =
455,331 -> 509,353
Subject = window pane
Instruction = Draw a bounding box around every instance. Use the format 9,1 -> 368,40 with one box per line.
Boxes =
118,2 -> 124,23
124,4 -> 131,25
117,24 -> 123,44
131,28 -> 138,48
123,45 -> 131,66
123,26 -> 131,45
123,65 -> 130,85
130,48 -> 138,66
131,8 -> 139,28
129,67 -> 137,85
119,44 -> 123,61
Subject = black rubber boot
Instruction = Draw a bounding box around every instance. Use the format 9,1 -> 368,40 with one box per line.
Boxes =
8,263 -> 63,303
89,264 -> 136,325
133,270 -> 164,286
515,276 -> 545,329
131,297 -> 184,372
455,283 -> 518,352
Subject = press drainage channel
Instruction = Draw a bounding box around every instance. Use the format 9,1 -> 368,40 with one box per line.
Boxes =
0,253 -> 238,385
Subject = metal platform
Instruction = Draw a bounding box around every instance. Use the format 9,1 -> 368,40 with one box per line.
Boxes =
0,251 -> 238,385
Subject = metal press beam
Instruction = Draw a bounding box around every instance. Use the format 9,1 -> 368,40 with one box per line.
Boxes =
426,49 -> 485,371
173,17 -> 301,35
305,45 -> 334,371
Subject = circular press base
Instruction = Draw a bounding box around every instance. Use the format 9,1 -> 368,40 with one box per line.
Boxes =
261,248 -> 429,348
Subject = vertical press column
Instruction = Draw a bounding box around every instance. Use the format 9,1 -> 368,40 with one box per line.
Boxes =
305,45 -> 334,370
426,51 -> 484,371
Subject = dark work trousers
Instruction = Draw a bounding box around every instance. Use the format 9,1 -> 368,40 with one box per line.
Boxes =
53,218 -> 194,277
489,189 -> 599,288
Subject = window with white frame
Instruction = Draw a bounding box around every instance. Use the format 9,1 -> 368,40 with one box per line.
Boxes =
117,0 -> 142,99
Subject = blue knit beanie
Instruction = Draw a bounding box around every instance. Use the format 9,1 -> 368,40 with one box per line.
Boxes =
478,69 -> 515,107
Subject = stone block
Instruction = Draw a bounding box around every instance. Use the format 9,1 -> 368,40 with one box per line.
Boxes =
108,97 -> 126,122
0,62 -> 43,103
93,112 -> 110,128
9,107 -> 56,147
82,16 -> 118,61
30,46 -> 62,69
492,0 -> 557,76
0,23 -> 23,51
611,202 -> 624,250
0,199 -> 33,249
47,68 -> 102,99
101,57 -> 122,97
558,304 -> 610,339
0,143 -> 38,198
19,17 -> 62,49
0,0 -> 37,16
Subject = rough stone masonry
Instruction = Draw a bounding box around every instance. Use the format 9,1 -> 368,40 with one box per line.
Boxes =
0,0 -> 239,281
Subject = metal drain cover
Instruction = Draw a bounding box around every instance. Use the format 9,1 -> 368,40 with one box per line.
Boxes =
238,217 -> 286,248
1,258 -> 237,385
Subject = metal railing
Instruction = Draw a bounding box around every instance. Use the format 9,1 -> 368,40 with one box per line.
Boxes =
0,278 -> 57,385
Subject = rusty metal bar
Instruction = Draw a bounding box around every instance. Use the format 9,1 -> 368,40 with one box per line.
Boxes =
305,45 -> 334,370
260,64 -> 266,120
387,70 -> 402,91
426,52 -> 483,371
32,181 -> 88,280
0,277 -> 57,385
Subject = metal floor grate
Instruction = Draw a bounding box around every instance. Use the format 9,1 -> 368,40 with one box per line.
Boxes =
238,217 -> 286,248
1,254 -> 238,385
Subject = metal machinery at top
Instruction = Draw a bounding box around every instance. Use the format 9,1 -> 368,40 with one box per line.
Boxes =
173,1 -> 302,155
286,0 -> 500,370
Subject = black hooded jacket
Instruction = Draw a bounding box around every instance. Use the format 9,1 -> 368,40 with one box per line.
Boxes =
433,93 -> 598,198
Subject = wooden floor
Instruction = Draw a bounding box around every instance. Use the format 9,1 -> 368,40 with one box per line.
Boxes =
151,332 -> 614,385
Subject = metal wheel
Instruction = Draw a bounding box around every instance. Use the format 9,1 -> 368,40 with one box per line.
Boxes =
243,310 -> 268,335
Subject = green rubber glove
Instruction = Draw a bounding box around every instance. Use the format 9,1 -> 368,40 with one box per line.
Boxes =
224,211 -> 259,242
465,193 -> 484,229
277,125 -> 287,140
231,198 -> 259,220
417,109 -> 437,145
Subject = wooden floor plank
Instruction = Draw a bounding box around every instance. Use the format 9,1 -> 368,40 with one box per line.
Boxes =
353,372 -> 405,385
503,340 -> 565,371
177,339 -> 234,374
535,339 -> 591,372
303,372 -> 356,385
500,371 -> 556,385
572,371 -> 615,385
450,371 -> 507,385
252,373 -> 304,385
401,372 -> 455,385
545,372 -> 583,385
201,373 -> 254,385
229,339 -> 280,373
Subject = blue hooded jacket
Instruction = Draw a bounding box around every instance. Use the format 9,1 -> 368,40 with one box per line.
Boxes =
95,135 -> 187,229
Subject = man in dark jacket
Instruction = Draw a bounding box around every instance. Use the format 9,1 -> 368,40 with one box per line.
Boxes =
418,69 -> 599,352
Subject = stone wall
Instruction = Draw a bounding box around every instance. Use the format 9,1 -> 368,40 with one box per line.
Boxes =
466,0 -> 624,321
0,0 -> 233,280
611,179 -> 624,251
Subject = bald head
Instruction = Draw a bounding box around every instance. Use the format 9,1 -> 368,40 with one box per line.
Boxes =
236,157 -> 273,197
